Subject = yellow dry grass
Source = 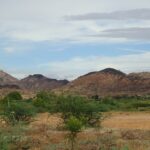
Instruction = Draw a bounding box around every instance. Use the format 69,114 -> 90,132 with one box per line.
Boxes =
31,111 -> 150,130
102,111 -> 150,130
24,112 -> 150,150
30,113 -> 63,129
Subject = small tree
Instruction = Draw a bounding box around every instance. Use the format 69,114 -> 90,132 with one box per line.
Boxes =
33,91 -> 58,113
56,95 -> 102,127
2,91 -> 23,109
1,101 -> 36,125
66,116 -> 83,150
0,92 -> 36,125
4,91 -> 23,101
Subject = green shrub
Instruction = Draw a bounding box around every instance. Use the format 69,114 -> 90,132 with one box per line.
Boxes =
2,101 -> 36,125
4,102 -> 36,124
4,91 -> 23,101
33,92 -> 58,113
97,98 -> 150,111
66,116 -> 83,133
56,95 -> 101,127
66,116 -> 83,150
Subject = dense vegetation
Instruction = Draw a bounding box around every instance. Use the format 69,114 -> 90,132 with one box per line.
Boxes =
97,97 -> 150,111
33,92 -> 150,113
0,92 -> 36,125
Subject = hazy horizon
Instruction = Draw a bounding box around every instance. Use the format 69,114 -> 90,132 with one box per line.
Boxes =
1,67 -> 150,81
0,0 -> 150,80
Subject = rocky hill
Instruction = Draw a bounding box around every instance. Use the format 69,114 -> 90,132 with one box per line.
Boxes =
0,70 -> 18,84
61,68 -> 150,97
128,72 -> 150,79
0,70 -> 20,89
20,74 -> 69,91
1,68 -> 150,97
0,71 -> 69,92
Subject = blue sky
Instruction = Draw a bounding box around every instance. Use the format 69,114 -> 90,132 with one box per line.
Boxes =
0,0 -> 150,80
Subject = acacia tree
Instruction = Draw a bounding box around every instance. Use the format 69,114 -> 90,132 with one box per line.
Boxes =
66,116 -> 83,150
56,95 -> 101,127
57,95 -> 102,149
0,92 -> 36,125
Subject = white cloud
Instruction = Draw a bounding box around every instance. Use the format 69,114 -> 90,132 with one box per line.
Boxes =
0,0 -> 150,43
92,27 -> 150,41
65,8 -> 150,21
0,0 -> 150,79
38,52 -> 150,80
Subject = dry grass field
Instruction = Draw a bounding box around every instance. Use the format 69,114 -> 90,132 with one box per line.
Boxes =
102,112 -> 150,130
30,112 -> 150,130
1,109 -> 149,149
25,112 -> 150,150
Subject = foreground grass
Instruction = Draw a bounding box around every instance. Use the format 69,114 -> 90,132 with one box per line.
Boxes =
0,117 -> 150,150
0,91 -> 149,150
0,112 -> 150,150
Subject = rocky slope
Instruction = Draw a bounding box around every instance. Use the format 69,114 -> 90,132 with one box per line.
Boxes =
20,74 -> 69,91
1,69 -> 150,97
128,72 -> 150,79
61,68 -> 150,97
0,70 -> 20,89
0,71 -> 69,91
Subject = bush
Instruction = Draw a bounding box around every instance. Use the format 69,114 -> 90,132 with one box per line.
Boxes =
66,116 -> 83,133
2,101 -> 36,125
33,92 -> 58,113
0,92 -> 37,125
66,116 -> 83,150
56,95 -> 101,127
4,91 -> 23,101
97,97 -> 150,111
56,95 -> 86,118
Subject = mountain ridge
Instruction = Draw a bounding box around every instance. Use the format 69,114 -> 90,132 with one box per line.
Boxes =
0,71 -> 69,91
0,70 -> 19,85
61,68 -> 150,97
20,74 -> 69,91
0,68 -> 150,97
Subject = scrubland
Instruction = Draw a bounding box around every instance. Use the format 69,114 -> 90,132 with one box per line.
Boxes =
0,91 -> 149,150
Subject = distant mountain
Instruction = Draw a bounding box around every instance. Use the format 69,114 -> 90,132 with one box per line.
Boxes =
0,70 -> 20,89
0,70 -> 18,84
1,69 -> 150,97
0,71 -> 69,91
128,72 -> 150,79
62,68 -> 150,97
20,74 -> 69,91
